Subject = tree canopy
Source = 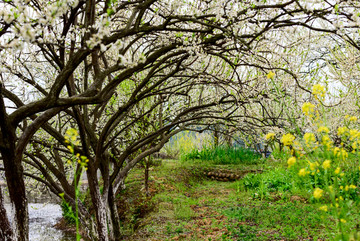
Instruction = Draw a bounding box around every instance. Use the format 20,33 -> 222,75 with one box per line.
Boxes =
1,0 -> 360,240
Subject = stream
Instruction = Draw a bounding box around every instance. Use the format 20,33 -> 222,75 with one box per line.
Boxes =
5,203 -> 75,241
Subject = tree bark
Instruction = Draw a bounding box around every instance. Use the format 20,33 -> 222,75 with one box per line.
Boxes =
0,185 -> 14,240
108,186 -> 121,241
144,157 -> 150,196
2,149 -> 28,241
86,165 -> 109,241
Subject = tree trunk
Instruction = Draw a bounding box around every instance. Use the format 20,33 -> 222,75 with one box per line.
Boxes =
144,157 -> 150,196
0,185 -> 14,240
2,149 -> 28,241
86,166 -> 109,241
108,186 -> 121,241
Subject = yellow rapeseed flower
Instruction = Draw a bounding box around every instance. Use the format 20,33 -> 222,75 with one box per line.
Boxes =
287,157 -> 296,168
337,127 -> 348,136
64,128 -> 79,145
67,145 -> 74,153
319,205 -> 328,212
322,160 -> 331,170
352,141 -> 357,150
317,126 -> 330,133
349,116 -> 358,122
338,149 -> 348,160
313,188 -> 324,199
298,168 -> 308,177
302,102 -> 316,116
312,84 -> 326,98
265,132 -> 276,140
266,71 -> 275,79
349,129 -> 359,140
321,135 -> 332,148
281,133 -> 295,146
66,128 -> 78,137
308,161 -> 319,171
304,133 -> 316,145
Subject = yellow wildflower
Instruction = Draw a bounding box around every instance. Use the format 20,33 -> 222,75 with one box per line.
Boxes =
66,128 -> 78,137
304,133 -> 316,145
302,102 -> 316,116
321,135 -> 332,148
313,188 -> 324,199
349,116 -> 358,122
337,127 -> 348,136
266,71 -> 275,79
65,128 -> 79,144
67,145 -> 74,153
317,126 -> 330,133
334,167 -> 340,174
319,205 -> 328,212
298,168 -> 307,177
287,157 -> 296,168
340,219 -> 346,223
322,160 -> 331,170
352,141 -> 357,150
312,84 -> 326,98
265,133 -> 276,140
338,149 -> 348,160
309,161 -> 318,171
350,185 -> 356,189
350,129 -> 358,140
345,185 -> 349,191
281,133 -> 295,146
340,173 -> 344,177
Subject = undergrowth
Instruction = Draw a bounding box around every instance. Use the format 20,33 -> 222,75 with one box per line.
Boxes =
181,145 -> 263,165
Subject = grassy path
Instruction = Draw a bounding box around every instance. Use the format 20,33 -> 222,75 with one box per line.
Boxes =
119,160 -> 337,240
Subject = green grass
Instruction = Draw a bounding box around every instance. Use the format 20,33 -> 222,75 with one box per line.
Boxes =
119,157 -> 360,240
223,200 -> 334,240
182,145 -> 263,165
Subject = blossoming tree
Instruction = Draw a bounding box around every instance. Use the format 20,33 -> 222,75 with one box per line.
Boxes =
1,0 -> 360,240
